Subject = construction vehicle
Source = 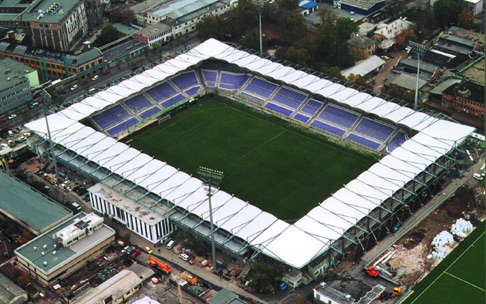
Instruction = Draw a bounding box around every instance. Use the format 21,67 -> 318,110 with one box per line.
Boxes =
366,266 -> 379,277
378,287 -> 402,301
148,256 -> 171,274
181,271 -> 197,285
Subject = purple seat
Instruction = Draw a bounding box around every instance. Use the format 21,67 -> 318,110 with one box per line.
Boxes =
185,86 -> 200,96
92,105 -> 131,130
146,82 -> 177,103
311,120 -> 346,137
170,71 -> 199,90
294,113 -> 310,123
203,71 -> 217,82
386,131 -> 407,153
346,133 -> 381,150
139,107 -> 161,120
106,117 -> 140,136
354,118 -> 395,142
124,94 -> 153,113
264,102 -> 294,116
161,94 -> 185,109
319,105 -> 359,129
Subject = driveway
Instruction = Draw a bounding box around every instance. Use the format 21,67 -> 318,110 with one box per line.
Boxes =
373,50 -> 409,93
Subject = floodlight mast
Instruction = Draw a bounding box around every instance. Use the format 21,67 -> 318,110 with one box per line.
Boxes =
40,99 -> 58,178
255,0 -> 265,54
409,41 -> 427,110
197,166 -> 224,272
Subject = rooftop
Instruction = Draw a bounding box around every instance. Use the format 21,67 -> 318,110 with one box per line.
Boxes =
0,169 -> 72,234
373,18 -> 413,40
135,22 -> 171,38
0,57 -> 35,90
151,0 -> 219,18
207,288 -> 247,304
112,23 -> 138,35
443,81 -> 485,103
340,0 -> 385,10
342,55 -> 385,77
0,42 -> 102,66
314,283 -> 355,304
390,73 -> 427,90
0,0 -> 79,23
88,181 -> 168,226
70,269 -> 142,304
0,272 -> 27,304
14,212 -> 115,275
347,36 -> 378,49
430,78 -> 461,95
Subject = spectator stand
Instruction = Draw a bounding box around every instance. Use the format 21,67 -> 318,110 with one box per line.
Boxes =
219,72 -> 250,91
201,69 -> 219,87
240,76 -> 279,102
169,71 -> 200,91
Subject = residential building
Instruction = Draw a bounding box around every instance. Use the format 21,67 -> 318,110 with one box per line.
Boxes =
70,269 -> 143,304
373,18 -> 413,41
463,0 -> 484,16
15,213 -> 115,285
134,22 -> 171,47
441,81 -> 485,118
347,36 -> 378,55
338,0 -> 385,15
0,273 -> 28,304
136,0 -> 236,41
0,58 -> 39,114
0,0 -> 94,52
0,42 -> 103,81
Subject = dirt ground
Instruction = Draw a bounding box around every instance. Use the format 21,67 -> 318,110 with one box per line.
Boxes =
379,186 -> 485,288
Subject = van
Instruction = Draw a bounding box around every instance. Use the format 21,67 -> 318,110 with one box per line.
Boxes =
166,240 -> 175,250
7,131 -> 13,137
88,88 -> 96,94
179,253 -> 189,261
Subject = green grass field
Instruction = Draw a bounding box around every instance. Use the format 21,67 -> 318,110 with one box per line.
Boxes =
128,95 -> 376,222
402,221 -> 485,304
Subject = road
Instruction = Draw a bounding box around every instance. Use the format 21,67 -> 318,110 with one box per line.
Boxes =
373,50 -> 409,93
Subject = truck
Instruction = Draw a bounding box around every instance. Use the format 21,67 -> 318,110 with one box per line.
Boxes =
181,271 -> 197,285
148,256 -> 171,274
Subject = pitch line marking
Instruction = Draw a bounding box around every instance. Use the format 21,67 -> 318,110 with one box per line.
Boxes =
444,272 -> 485,292
409,231 -> 485,304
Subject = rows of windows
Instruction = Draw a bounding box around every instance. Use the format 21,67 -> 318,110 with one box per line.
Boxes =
90,193 -> 174,243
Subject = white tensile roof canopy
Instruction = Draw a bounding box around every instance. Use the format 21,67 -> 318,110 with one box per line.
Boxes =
25,39 -> 475,269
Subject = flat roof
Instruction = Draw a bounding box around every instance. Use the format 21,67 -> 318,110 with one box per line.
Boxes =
342,55 -> 385,77
15,212 -> 115,274
0,0 -> 79,23
0,58 -> 35,90
135,22 -> 171,38
88,181 -> 167,226
152,0 -> 219,18
0,169 -> 72,234
71,269 -> 142,304
0,42 -> 102,66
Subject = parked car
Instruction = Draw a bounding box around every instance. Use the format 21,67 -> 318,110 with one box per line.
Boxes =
70,84 -> 79,91
179,253 -> 189,261
92,75 -> 99,81
103,70 -> 110,76
131,249 -> 141,257
8,114 -> 16,120
144,246 -> 153,254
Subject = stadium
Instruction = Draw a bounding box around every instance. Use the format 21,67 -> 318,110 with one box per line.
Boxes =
25,39 -> 475,287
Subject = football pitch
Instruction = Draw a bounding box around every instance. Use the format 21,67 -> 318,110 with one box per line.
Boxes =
402,221 -> 485,304
128,95 -> 376,222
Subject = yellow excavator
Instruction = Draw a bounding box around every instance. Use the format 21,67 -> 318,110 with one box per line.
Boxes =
378,287 -> 402,301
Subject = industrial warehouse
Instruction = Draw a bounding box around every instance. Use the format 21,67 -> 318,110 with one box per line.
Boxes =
23,38 -> 476,288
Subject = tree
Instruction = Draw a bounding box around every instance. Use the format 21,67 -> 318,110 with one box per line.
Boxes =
241,29 -> 268,50
350,47 -> 369,62
457,9 -> 474,29
336,18 -> 359,40
395,28 -> 418,46
433,0 -> 462,28
93,24 -> 123,47
245,262 -> 281,292
196,15 -> 227,41
277,0 -> 299,10
317,6 -> 337,26
110,8 -> 134,26
322,66 -> 345,80
347,73 -> 366,86
386,84 -> 415,104
278,10 -> 307,42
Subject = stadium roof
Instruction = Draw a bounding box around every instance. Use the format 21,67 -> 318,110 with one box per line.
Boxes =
24,39 -> 475,269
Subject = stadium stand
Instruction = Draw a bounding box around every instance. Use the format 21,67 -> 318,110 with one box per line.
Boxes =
161,94 -> 185,109
264,102 -> 294,116
170,71 -> 199,90
139,107 -> 162,120
106,117 -> 140,136
300,99 -> 323,115
346,133 -> 381,150
243,77 -> 278,98
219,73 -> 249,90
185,86 -> 200,96
202,70 -> 217,82
271,87 -> 306,109
123,94 -> 153,114
92,105 -> 131,130
293,113 -> 310,123
311,120 -> 346,137
319,105 -> 360,129
354,118 -> 395,142
146,82 -> 178,103
385,131 -> 408,153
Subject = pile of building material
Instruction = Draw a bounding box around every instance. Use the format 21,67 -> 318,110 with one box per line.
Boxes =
450,218 -> 473,237
428,231 -> 454,259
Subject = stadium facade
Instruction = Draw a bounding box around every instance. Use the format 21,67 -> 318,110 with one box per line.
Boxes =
25,39 -> 475,288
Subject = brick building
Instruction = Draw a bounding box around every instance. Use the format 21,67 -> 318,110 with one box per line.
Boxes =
442,81 -> 485,119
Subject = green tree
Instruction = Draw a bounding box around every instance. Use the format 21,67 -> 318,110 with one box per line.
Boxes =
457,9 -> 474,29
278,10 -> 307,42
196,15 -> 227,41
433,0 -> 462,28
322,66 -> 345,80
241,29 -> 268,50
245,262 -> 281,292
347,73 -> 366,86
94,24 -> 123,47
350,47 -> 369,62
336,18 -> 359,40
317,6 -> 337,26
277,0 -> 299,10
